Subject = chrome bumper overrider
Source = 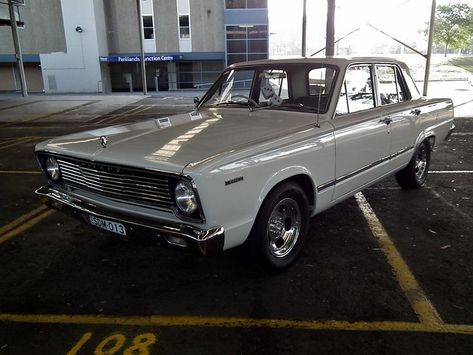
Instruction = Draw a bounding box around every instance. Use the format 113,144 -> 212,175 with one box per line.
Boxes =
35,185 -> 225,255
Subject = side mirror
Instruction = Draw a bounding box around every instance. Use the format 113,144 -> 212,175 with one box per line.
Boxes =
193,97 -> 200,105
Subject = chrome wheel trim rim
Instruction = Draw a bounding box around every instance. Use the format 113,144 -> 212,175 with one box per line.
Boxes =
415,145 -> 428,181
267,197 -> 301,258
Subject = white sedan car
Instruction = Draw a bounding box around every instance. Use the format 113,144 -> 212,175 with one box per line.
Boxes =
35,57 -> 455,271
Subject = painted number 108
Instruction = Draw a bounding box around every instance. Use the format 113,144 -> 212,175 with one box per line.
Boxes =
67,332 -> 157,355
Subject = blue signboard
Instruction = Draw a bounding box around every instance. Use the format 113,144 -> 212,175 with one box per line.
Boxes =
99,55 -> 184,63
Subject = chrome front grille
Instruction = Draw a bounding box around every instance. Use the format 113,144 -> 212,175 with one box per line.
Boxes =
56,157 -> 176,212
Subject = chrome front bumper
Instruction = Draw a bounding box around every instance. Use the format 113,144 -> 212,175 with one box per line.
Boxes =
35,185 -> 225,255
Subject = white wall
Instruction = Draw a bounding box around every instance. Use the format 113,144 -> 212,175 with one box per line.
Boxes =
40,0 -> 104,93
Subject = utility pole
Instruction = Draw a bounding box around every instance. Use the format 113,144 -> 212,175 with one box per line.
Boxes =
8,0 -> 27,96
301,0 -> 307,57
325,0 -> 335,57
423,0 -> 436,96
136,0 -> 147,95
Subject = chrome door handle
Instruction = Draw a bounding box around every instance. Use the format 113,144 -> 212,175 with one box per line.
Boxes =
379,117 -> 392,125
410,108 -> 421,116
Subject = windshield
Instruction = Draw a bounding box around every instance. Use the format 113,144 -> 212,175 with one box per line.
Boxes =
200,64 -> 338,113
201,69 -> 255,107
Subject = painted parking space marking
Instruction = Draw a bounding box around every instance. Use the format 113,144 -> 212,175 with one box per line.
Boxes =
0,101 -> 97,128
0,170 -> 41,174
0,137 -> 22,145
0,136 -> 51,151
0,137 -> 35,151
451,132 -> 473,136
431,189 -> 473,224
0,205 -> 49,237
92,105 -> 151,124
355,192 -> 443,326
1,313 -> 473,335
0,100 -> 42,112
0,207 -> 55,246
429,170 -> 473,174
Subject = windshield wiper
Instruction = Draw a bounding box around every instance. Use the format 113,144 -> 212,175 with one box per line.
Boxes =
252,103 -> 319,113
217,101 -> 248,106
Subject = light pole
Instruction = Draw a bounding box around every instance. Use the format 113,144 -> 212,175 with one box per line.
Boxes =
423,0 -> 436,96
136,0 -> 147,95
301,0 -> 307,57
8,0 -> 27,96
325,0 -> 335,57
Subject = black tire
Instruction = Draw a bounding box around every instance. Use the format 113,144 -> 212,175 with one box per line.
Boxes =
395,140 -> 431,189
249,182 -> 310,272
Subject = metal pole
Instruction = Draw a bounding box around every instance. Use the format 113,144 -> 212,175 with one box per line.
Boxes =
301,0 -> 307,57
136,0 -> 147,95
423,0 -> 436,96
325,0 -> 336,57
8,0 -> 27,96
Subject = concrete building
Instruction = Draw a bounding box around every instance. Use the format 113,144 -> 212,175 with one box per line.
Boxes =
0,0 -> 268,93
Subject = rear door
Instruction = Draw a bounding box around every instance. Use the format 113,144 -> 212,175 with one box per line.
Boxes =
374,64 -> 418,169
332,64 -> 391,201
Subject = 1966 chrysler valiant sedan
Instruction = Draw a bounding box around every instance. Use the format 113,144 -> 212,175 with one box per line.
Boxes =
35,57 -> 455,270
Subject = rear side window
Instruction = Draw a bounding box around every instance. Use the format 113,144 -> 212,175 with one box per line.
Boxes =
336,65 -> 375,114
376,65 -> 407,105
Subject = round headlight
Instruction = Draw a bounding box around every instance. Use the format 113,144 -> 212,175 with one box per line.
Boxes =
45,157 -> 60,181
174,181 -> 198,215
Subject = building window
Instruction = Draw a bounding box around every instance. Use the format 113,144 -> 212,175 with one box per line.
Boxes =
225,0 -> 267,9
179,15 -> 190,38
142,15 -> 154,39
247,0 -> 267,8
226,25 -> 268,65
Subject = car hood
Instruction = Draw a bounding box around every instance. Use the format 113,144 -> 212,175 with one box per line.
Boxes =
36,108 -> 314,173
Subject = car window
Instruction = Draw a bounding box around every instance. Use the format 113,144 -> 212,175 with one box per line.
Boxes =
291,66 -> 336,113
308,67 -> 336,95
395,68 -> 407,101
376,65 -> 405,105
336,65 -> 375,115
199,64 -> 338,113
258,69 -> 288,106
203,69 -> 255,106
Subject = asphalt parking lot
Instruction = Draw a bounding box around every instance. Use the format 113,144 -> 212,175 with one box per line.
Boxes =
0,91 -> 472,354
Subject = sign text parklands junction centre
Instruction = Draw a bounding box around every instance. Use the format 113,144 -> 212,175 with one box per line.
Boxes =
99,55 -> 184,63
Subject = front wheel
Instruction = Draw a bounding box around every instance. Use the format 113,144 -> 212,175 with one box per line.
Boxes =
395,140 -> 431,188
249,182 -> 309,272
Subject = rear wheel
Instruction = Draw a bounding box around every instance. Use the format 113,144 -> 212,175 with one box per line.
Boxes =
249,182 -> 309,271
395,140 -> 431,188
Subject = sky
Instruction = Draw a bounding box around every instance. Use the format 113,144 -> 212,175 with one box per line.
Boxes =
268,0 -> 473,58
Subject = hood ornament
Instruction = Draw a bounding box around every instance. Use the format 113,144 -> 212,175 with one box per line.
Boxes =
100,135 -> 108,148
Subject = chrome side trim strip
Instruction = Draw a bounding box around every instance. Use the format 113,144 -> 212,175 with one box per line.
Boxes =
317,146 -> 414,192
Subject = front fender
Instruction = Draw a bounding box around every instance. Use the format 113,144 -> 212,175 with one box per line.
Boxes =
255,166 -> 316,219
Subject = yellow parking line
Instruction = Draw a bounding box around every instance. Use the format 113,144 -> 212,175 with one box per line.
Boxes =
0,209 -> 55,245
0,137 -> 19,145
0,170 -> 41,174
0,313 -> 472,335
0,205 -> 48,236
355,192 -> 443,326
0,137 -> 33,150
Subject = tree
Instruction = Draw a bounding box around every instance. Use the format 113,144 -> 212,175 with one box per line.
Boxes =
432,3 -> 473,56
